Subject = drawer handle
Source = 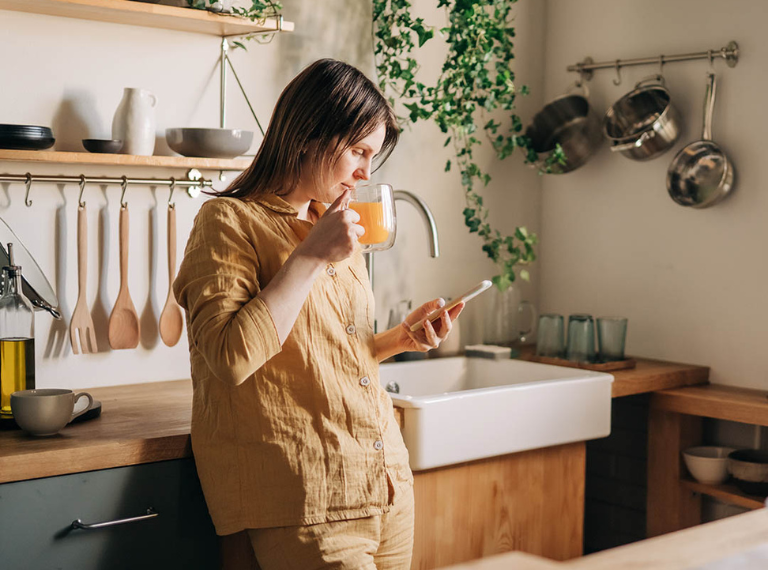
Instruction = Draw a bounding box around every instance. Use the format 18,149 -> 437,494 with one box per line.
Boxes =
71,508 -> 158,530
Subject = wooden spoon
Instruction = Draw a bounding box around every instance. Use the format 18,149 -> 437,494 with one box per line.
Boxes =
159,204 -> 183,346
108,205 -> 140,349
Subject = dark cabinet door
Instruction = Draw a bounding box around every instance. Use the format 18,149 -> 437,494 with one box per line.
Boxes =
0,458 -> 219,570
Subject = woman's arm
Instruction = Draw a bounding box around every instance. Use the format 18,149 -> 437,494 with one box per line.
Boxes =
373,299 -> 465,362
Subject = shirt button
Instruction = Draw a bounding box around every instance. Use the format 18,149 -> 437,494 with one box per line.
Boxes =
374,440 -> 383,451
346,324 -> 356,335
360,377 -> 370,387
327,266 -> 336,276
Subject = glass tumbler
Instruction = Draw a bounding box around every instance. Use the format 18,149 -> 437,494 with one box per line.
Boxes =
348,183 -> 397,252
597,317 -> 628,361
536,314 -> 565,358
566,314 -> 596,363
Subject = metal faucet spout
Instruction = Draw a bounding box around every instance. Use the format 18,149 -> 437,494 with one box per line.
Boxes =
393,190 -> 440,258
365,190 -> 440,292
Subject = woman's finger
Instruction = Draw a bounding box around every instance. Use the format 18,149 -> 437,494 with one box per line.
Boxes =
423,318 -> 439,348
437,310 -> 452,340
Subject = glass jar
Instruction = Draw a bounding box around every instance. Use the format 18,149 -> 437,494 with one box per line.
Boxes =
0,244 -> 35,420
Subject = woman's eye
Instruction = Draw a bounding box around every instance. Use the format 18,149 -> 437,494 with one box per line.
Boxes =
353,149 -> 364,157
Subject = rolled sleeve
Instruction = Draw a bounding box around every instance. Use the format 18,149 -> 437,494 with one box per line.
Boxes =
173,199 -> 282,385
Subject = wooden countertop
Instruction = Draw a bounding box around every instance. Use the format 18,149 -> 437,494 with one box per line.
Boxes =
0,357 -> 708,484
0,380 -> 194,484
445,508 -> 768,569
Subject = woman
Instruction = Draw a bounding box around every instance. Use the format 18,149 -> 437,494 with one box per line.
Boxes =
173,58 -> 464,570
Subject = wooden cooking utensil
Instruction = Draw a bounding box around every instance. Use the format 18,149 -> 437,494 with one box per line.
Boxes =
159,203 -> 183,346
108,204 -> 140,349
69,203 -> 98,354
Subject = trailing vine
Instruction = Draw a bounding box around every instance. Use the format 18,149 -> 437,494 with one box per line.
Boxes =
187,1 -> 283,47
373,0 -> 565,291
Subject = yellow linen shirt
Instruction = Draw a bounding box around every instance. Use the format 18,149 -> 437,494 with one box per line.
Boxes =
173,195 -> 412,535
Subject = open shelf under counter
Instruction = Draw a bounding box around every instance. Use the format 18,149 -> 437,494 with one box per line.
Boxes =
681,478 -> 766,511
0,149 -> 252,171
0,0 -> 294,36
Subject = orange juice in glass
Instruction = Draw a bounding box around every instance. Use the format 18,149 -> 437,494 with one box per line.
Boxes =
349,183 -> 396,252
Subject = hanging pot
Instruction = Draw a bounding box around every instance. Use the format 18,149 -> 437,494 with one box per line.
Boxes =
604,75 -> 682,161
525,83 -> 603,174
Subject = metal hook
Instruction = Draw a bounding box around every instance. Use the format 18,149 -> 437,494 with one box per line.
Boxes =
120,176 -> 128,209
612,60 -> 622,86
24,173 -> 33,207
658,55 -> 665,76
708,49 -> 715,69
168,177 -> 176,209
78,175 -> 87,208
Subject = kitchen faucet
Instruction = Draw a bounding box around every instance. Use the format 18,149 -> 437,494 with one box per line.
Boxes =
365,189 -> 440,293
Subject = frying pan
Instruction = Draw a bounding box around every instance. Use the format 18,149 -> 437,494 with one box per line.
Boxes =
667,73 -> 734,208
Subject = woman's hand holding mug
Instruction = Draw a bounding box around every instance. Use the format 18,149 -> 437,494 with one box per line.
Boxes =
298,189 -> 364,263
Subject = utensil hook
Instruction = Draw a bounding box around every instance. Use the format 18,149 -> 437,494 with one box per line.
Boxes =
120,176 -> 128,209
612,60 -> 622,86
24,173 -> 33,207
78,175 -> 87,209
168,177 -> 176,209
658,55 -> 665,76
708,49 -> 715,69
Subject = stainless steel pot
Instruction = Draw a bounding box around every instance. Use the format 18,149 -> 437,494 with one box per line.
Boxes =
525,83 -> 603,174
604,76 -> 682,161
667,73 -> 734,209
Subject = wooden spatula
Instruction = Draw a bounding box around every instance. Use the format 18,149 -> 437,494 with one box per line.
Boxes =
159,204 -> 183,346
69,204 -> 98,354
108,205 -> 140,349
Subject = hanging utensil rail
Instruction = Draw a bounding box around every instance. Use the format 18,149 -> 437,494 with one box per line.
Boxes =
568,41 -> 739,80
0,169 -> 210,200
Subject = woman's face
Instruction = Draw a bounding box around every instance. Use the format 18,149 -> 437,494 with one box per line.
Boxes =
311,123 -> 387,203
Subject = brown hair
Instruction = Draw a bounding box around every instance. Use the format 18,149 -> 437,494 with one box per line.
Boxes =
216,58 -> 399,200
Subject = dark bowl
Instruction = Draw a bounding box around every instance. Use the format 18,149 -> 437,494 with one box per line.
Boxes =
82,139 -> 124,154
727,449 -> 768,496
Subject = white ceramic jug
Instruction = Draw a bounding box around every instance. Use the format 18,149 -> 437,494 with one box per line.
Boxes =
112,88 -> 157,156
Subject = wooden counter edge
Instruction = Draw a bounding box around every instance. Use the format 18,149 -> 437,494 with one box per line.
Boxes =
0,434 -> 192,484
651,384 -> 768,427
610,359 -> 709,398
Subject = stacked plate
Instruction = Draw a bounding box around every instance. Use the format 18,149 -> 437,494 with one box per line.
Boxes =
0,124 -> 55,150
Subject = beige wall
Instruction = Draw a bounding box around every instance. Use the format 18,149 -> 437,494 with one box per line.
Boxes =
540,0 -> 765,388
0,0 -> 544,388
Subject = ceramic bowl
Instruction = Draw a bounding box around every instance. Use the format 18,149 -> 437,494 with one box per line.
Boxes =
165,128 -> 253,159
682,446 -> 735,485
728,449 -> 768,496
82,139 -> 123,154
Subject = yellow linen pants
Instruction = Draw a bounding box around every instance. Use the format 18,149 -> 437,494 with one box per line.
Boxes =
247,483 -> 414,570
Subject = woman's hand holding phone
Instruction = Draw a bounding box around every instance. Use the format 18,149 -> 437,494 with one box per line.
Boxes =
397,298 -> 466,353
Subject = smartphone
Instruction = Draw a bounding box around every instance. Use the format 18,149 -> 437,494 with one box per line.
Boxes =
409,280 -> 492,332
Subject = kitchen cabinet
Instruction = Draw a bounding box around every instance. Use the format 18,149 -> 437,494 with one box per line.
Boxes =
647,384 -> 768,537
0,458 -> 218,570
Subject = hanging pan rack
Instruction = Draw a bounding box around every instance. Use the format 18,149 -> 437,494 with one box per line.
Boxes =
568,41 -> 739,82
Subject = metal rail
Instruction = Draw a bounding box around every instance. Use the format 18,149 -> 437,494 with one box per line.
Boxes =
568,41 -> 739,81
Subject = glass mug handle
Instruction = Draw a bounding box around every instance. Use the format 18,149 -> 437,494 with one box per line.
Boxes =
517,300 -> 538,344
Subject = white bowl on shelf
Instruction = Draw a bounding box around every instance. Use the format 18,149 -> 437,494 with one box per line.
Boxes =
682,446 -> 735,485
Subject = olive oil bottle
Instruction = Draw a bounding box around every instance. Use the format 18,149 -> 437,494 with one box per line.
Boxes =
0,243 -> 35,420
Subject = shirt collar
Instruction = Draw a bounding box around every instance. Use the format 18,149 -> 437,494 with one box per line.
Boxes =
254,194 -> 327,219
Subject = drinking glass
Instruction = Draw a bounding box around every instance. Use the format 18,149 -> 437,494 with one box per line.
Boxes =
566,314 -> 596,363
349,183 -> 396,252
597,317 -> 628,361
536,314 -> 565,358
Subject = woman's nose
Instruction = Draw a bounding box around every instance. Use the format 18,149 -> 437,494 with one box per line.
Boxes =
355,161 -> 372,181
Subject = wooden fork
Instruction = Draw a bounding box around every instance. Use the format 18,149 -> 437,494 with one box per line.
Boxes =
70,204 -> 97,354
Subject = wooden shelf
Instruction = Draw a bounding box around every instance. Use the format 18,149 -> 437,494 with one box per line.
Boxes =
0,149 -> 251,171
681,478 -> 766,511
0,0 -> 293,36
652,384 -> 768,427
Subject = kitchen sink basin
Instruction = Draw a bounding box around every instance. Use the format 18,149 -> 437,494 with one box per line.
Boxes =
379,356 -> 613,470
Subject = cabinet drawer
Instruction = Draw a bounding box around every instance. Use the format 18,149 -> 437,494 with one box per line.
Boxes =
0,458 -> 219,570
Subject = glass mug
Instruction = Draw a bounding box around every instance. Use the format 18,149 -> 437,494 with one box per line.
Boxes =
348,183 -> 397,252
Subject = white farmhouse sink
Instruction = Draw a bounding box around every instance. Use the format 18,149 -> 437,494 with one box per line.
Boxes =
379,356 -> 613,471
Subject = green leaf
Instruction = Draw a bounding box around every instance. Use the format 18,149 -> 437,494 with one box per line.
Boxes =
519,269 -> 530,282
445,159 -> 451,172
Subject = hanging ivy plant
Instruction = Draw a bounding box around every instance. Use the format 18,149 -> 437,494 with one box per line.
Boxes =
373,0 -> 565,291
